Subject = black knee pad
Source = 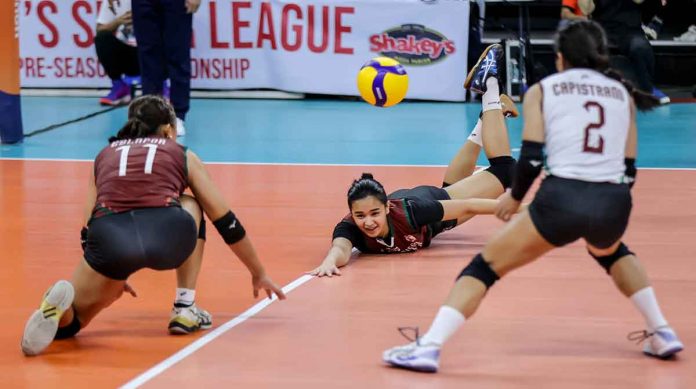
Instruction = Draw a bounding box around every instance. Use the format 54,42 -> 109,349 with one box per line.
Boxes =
589,242 -> 634,274
485,156 -> 516,189
457,253 -> 500,288
54,313 -> 82,340
198,218 -> 207,241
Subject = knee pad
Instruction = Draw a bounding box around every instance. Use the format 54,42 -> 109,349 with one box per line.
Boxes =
589,242 -> 634,274
485,156 -> 516,189
457,253 -> 500,288
54,313 -> 82,340
198,218 -> 207,241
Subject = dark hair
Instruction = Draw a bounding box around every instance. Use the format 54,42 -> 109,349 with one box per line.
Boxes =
555,20 -> 658,111
108,95 -> 176,142
347,173 -> 388,210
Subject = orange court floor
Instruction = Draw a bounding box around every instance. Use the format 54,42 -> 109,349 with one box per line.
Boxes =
1,161 -> 695,388
1,97 -> 696,388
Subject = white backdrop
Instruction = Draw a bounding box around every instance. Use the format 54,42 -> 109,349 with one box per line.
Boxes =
19,0 -> 469,101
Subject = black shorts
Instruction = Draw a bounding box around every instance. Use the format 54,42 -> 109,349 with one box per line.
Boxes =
388,185 -> 457,238
84,207 -> 198,280
528,176 -> 632,248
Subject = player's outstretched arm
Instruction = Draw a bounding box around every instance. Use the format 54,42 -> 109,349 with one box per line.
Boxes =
439,198 -> 528,222
186,150 -> 286,300
307,238 -> 353,277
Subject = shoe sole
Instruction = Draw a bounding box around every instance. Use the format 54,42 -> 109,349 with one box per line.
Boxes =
385,360 -> 438,373
168,323 -> 197,335
643,342 -> 684,359
168,319 -> 212,335
21,280 -> 75,356
644,343 -> 684,359
168,324 -> 212,335
99,95 -> 132,107
463,44 -> 502,91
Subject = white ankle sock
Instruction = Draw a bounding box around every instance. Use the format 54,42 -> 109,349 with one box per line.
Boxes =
482,78 -> 501,113
420,305 -> 466,346
175,288 -> 196,306
630,287 -> 668,331
467,119 -> 483,146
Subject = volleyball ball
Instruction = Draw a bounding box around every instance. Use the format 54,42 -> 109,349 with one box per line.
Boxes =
356,57 -> 408,107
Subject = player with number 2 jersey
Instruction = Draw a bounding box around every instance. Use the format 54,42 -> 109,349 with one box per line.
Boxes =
383,21 -> 682,373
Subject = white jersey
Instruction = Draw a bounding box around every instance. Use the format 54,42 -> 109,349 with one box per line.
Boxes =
540,68 -> 631,183
96,0 -> 136,47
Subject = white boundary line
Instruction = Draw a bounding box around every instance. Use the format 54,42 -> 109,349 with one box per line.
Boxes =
1,157 -> 696,171
119,274 -> 313,389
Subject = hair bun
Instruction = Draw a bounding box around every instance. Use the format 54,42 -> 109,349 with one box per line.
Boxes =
360,173 -> 374,180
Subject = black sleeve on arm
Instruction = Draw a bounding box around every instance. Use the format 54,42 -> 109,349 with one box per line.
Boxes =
510,140 -> 545,201
408,199 -> 445,226
332,221 -> 361,248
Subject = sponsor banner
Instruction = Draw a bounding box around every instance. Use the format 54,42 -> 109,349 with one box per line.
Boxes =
20,0 -> 469,101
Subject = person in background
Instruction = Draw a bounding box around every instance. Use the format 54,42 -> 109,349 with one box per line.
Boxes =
110,0 -> 201,136
559,0 -> 594,29
95,0 -> 138,106
96,0 -> 170,106
589,0 -> 671,104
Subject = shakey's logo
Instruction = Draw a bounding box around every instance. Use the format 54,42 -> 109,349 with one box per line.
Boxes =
369,24 -> 456,66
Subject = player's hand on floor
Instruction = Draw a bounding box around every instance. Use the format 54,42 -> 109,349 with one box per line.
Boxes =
307,263 -> 341,277
252,274 -> 286,300
495,191 -> 521,222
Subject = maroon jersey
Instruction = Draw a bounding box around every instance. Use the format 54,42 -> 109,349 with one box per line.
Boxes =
92,137 -> 187,217
333,198 -> 444,254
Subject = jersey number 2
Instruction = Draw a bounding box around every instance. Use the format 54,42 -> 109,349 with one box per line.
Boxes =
583,101 -> 605,154
115,145 -> 159,176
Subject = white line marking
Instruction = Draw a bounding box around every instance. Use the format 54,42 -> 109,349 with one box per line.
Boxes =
119,274 -> 313,389
1,157 -> 695,171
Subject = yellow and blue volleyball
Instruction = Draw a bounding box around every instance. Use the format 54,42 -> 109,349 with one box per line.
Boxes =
356,57 -> 408,107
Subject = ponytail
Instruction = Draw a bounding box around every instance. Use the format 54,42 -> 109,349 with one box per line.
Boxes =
109,117 -> 157,142
347,173 -> 388,209
603,68 -> 659,111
